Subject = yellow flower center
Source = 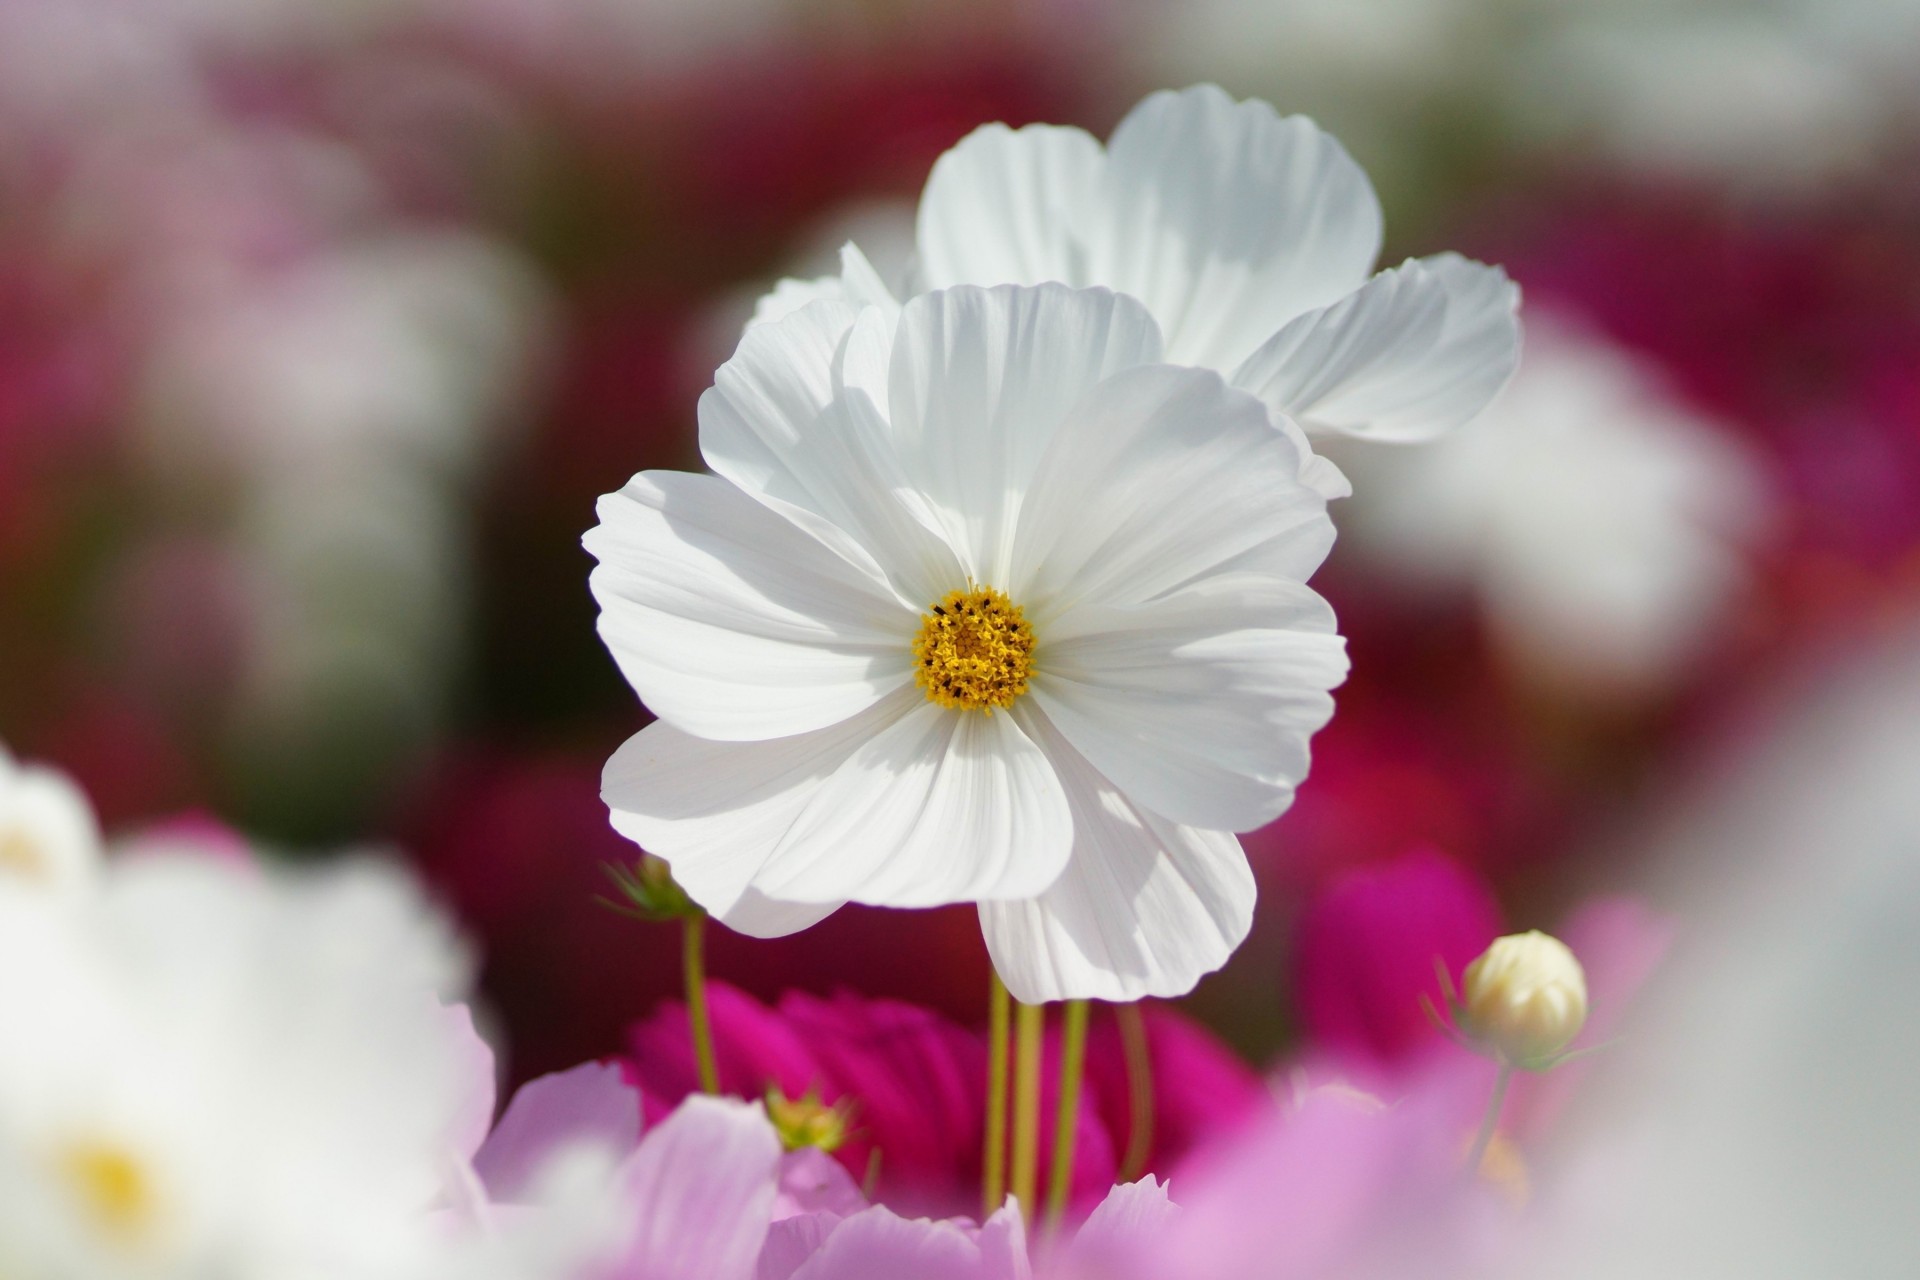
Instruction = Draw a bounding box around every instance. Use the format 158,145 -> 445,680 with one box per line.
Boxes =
57,1140 -> 158,1247
911,587 -> 1036,713
765,1086 -> 854,1154
0,826 -> 45,880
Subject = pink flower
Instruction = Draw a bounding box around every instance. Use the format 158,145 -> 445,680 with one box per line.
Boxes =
455,1061 -> 1175,1280
1140,1063 -> 1504,1280
1293,846 -> 1503,1064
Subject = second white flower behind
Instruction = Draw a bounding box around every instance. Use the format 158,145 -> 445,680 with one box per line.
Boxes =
588,283 -> 1348,1002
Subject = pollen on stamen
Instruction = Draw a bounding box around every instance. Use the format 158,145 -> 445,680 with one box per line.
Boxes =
912,586 -> 1036,713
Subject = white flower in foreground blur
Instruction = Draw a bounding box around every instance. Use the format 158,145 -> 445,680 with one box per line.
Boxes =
1335,317 -> 1772,697
0,837 -> 477,1280
588,283 -> 1348,1003
756,83 -> 1521,446
1460,930 -> 1590,1068
0,747 -> 101,902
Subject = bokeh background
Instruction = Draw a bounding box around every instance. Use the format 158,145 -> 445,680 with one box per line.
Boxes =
5,0 -> 1919,1086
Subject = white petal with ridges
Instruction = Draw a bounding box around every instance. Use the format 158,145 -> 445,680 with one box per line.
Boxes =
1230,253 -> 1522,442
1033,576 -> 1347,831
981,710 -> 1256,1003
749,696 -> 1073,908
1089,84 -> 1383,371
602,693 -> 914,921
586,471 -> 915,741
700,301 -> 962,606
885,284 -> 1164,585
1009,364 -> 1335,617
917,123 -> 1105,290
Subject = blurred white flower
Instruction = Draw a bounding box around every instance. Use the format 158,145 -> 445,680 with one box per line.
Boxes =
591,283 -> 1346,1002
757,84 -> 1521,448
0,840 -> 477,1280
0,747 -> 102,903
1334,317 -> 1772,697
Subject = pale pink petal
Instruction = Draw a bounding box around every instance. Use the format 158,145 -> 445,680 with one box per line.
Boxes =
474,1061 -> 641,1203
617,1095 -> 783,1280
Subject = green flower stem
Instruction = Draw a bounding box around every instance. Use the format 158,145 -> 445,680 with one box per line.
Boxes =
1009,999 -> 1045,1216
1115,1001 -> 1155,1183
1465,1063 -> 1514,1176
683,913 -> 720,1095
1044,999 -> 1090,1235
983,973 -> 1012,1216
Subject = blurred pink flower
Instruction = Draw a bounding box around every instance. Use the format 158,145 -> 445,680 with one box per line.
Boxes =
1142,1063 -> 1504,1280
456,1057 -> 1175,1280
1293,846 -> 1503,1064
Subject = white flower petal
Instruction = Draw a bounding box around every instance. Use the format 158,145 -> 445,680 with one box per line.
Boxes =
982,710 -> 1256,1003
1032,576 -> 1347,831
1010,364 -> 1335,617
1089,84 -> 1383,371
886,284 -> 1165,585
586,471 -> 915,741
602,695 -> 913,921
916,122 -> 1105,290
749,274 -> 848,330
716,889 -> 844,940
834,241 -> 904,318
701,299 -> 964,605
748,243 -> 902,331
618,1096 -> 781,1280
750,696 -> 1073,908
1230,253 -> 1523,442
0,749 -> 102,900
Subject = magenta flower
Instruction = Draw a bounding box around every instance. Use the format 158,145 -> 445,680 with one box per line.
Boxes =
1293,846 -> 1503,1064
1080,1001 -> 1265,1177
627,983 -> 989,1214
626,982 -> 1256,1217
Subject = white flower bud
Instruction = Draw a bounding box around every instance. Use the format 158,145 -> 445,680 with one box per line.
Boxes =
1461,930 -> 1589,1067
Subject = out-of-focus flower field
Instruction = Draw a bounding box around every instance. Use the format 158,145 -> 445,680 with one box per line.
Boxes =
4,0 -> 1920,1274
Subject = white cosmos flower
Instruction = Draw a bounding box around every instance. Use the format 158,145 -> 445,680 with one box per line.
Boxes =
0,745 -> 102,904
588,282 -> 1348,1003
754,83 -> 1521,447
0,835 -> 479,1280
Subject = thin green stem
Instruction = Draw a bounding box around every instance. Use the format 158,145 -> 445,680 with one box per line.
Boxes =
1465,1063 -> 1514,1176
983,973 -> 1012,1216
1009,999 -> 1045,1217
1044,999 -> 1090,1235
1115,1002 -> 1155,1183
683,914 -> 720,1095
